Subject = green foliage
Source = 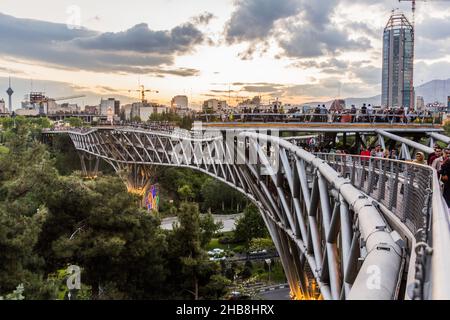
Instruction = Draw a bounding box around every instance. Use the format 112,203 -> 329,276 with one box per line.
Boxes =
234,205 -> 268,246
157,167 -> 247,215
0,284 -> 25,300
165,202 -> 229,299
240,267 -> 252,280
201,274 -> 231,299
52,176 -> 168,299
201,178 -> 246,214
0,205 -> 48,295
444,123 -> 450,137
0,145 -> 9,154
249,238 -> 275,252
65,117 -> 83,128
0,119 -> 235,300
178,184 -> 195,201
199,211 -> 223,248
149,112 -> 193,130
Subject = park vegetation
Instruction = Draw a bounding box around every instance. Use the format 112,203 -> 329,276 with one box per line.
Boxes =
0,117 -> 278,300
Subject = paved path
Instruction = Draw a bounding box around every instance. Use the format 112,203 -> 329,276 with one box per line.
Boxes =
259,287 -> 291,300
161,213 -> 243,232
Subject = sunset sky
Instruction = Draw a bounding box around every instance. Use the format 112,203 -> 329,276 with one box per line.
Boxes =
0,0 -> 450,108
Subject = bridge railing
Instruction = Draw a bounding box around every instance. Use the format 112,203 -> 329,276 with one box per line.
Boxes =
197,112 -> 444,125
315,153 -> 433,234
315,153 -> 450,299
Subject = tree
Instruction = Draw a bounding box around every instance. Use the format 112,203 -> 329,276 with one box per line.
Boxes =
52,176 -> 168,300
201,178 -> 246,214
234,205 -> 268,246
199,211 -> 223,248
0,284 -> 25,300
249,238 -> 275,252
66,117 -> 83,128
178,184 -> 195,201
0,205 -> 47,297
166,202 -> 226,300
201,275 -> 231,299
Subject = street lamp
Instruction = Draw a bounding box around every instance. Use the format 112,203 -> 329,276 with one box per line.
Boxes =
265,259 -> 272,284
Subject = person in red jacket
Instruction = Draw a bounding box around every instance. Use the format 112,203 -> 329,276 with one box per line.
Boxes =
360,146 -> 371,159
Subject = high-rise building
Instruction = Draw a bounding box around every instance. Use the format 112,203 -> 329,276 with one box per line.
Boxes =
100,98 -> 120,116
171,95 -> 188,109
0,99 -> 5,113
416,96 -> 425,111
202,99 -> 227,112
381,13 -> 414,109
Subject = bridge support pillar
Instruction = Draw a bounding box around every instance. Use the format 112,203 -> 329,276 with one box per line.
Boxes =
78,151 -> 99,179
114,163 -> 157,211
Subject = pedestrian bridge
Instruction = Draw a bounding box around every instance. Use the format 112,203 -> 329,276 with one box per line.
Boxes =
43,126 -> 450,300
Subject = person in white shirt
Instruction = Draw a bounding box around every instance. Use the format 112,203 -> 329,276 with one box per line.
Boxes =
372,144 -> 384,158
367,104 -> 374,122
432,148 -> 448,173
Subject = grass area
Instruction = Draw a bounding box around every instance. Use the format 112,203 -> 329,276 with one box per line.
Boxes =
206,238 -> 243,252
0,145 -> 9,155
206,232 -> 244,253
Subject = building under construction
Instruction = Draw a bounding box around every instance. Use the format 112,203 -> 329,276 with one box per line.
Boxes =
381,12 -> 414,109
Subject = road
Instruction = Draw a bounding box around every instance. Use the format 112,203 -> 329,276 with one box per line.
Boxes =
161,213 -> 243,232
259,287 -> 291,300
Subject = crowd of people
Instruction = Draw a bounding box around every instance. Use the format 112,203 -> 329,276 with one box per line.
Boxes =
302,140 -> 450,208
201,104 -> 442,124
126,121 -> 176,133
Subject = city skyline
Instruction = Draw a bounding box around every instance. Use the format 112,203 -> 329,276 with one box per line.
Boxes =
1,0 -> 450,107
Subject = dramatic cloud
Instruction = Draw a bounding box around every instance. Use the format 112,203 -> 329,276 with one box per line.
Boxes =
192,12 -> 216,25
0,76 -> 134,105
242,84 -> 285,93
225,0 -> 372,59
73,22 -> 204,54
225,0 -> 301,43
344,21 -> 382,39
418,16 -> 450,40
0,12 -> 204,76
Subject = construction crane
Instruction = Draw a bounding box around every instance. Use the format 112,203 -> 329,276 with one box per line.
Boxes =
398,0 -> 419,30
399,0 -> 445,33
128,85 -> 159,104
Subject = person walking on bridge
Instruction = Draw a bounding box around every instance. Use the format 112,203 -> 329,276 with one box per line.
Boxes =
413,152 -> 426,165
428,144 -> 441,166
439,150 -> 450,208
432,147 -> 448,178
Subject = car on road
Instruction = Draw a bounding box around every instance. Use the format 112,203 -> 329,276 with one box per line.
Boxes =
209,256 -> 226,261
207,248 -> 225,256
249,249 -> 268,256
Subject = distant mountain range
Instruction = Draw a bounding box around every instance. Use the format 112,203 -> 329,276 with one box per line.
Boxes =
306,78 -> 450,107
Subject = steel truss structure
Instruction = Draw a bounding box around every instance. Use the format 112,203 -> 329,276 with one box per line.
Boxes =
46,127 -> 450,300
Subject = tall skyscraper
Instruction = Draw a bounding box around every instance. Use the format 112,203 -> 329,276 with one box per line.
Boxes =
382,13 -> 414,109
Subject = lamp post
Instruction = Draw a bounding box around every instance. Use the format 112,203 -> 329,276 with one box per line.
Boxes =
265,259 -> 272,284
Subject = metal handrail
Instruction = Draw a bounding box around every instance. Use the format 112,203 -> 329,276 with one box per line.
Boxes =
430,173 -> 450,299
314,152 -> 450,300
196,112 -> 444,125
